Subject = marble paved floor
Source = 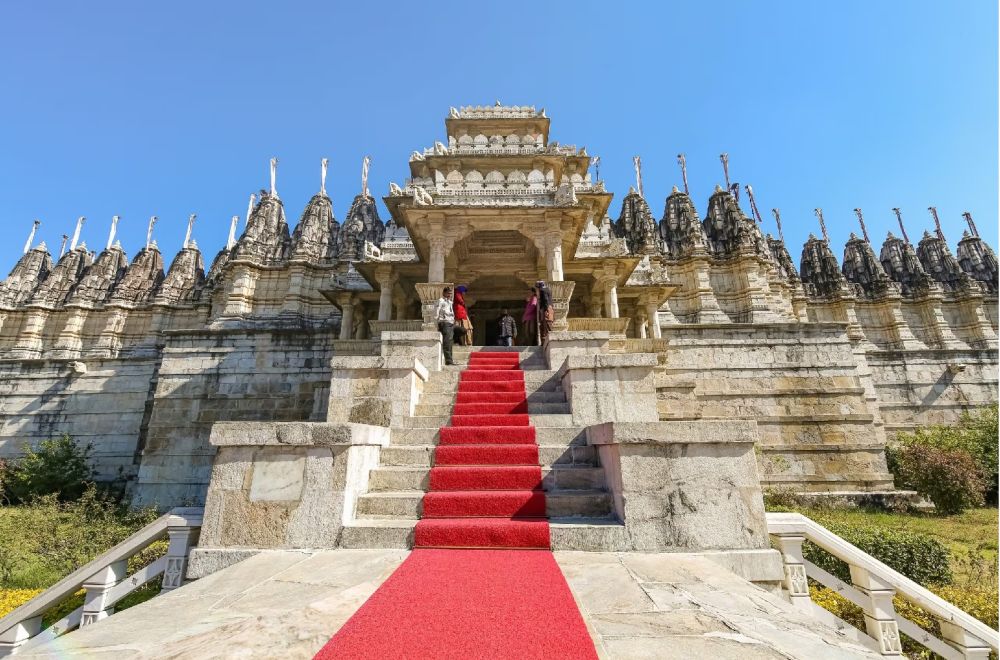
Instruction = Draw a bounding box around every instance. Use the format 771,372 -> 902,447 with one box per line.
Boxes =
17,549 -> 880,659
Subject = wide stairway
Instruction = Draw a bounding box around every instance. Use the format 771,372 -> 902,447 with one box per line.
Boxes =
343,346 -> 624,550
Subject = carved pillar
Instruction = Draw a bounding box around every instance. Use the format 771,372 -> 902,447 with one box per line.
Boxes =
428,236 -> 448,283
51,307 -> 88,359
80,560 -> 128,626
10,308 -> 49,358
601,277 -> 620,319
162,526 -> 200,591
393,291 -> 408,321
771,534 -> 812,612
222,264 -> 259,318
336,293 -> 355,340
91,308 -> 128,358
282,264 -> 308,316
416,282 -> 453,331
645,300 -> 663,339
545,230 -> 564,282
691,256 -> 729,323
376,266 -> 396,322
849,566 -> 903,656
637,311 -> 648,339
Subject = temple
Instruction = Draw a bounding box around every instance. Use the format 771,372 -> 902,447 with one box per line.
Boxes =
0,103 -> 996,510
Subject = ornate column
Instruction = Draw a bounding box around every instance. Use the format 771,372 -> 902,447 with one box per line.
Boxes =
336,292 -> 355,340
545,230 -> 564,282
375,266 -> 396,322
636,311 -> 648,339
645,300 -> 663,339
601,276 -> 620,319
416,282 -> 454,331
427,236 -> 450,283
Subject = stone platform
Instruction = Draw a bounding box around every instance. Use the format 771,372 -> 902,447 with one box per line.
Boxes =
16,550 -> 879,659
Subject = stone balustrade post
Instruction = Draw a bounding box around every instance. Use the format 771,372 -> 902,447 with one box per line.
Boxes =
416,282 -> 453,332
80,560 -> 128,626
162,526 -> 200,591
937,620 -> 992,659
849,565 -> 903,656
770,533 -> 813,612
0,616 -> 42,655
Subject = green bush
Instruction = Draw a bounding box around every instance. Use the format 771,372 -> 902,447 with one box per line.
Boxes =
892,443 -> 986,514
2,435 -> 95,504
802,518 -> 952,587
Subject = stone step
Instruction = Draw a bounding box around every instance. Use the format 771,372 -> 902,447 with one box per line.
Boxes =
340,519 -> 415,549
388,426 -> 585,447
413,402 -> 571,417
355,490 -> 613,519
399,413 -> 573,429
378,444 -> 597,467
367,466 -> 606,492
424,373 -> 562,394
419,391 -> 567,406
550,518 -> 628,551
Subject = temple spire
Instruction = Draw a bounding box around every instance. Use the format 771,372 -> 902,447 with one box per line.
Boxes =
928,206 -> 945,242
227,215 -> 239,249
183,214 -> 196,249
677,153 -> 689,195
361,155 -> 372,198
590,156 -> 600,181
246,193 -> 256,225
70,216 -> 85,251
853,208 -> 870,243
146,215 -> 157,249
23,220 -> 40,254
269,157 -> 279,199
745,185 -> 764,223
59,234 -> 68,257
106,215 -> 120,250
962,211 -> 979,237
632,155 -> 643,198
771,208 -> 785,242
892,207 -> 910,244
720,153 -> 731,191
814,208 -> 829,243
320,158 -> 329,196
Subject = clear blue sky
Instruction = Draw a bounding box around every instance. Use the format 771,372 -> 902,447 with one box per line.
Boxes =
1,1 -> 996,274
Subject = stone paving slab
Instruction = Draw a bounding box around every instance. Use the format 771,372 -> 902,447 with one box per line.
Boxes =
18,550 -> 881,659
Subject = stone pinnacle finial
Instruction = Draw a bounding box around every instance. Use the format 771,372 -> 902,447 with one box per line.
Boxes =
320,158 -> 329,196
590,156 -> 600,181
853,208 -> 870,243
60,234 -> 68,257
962,211 -> 979,238
745,185 -> 764,224
23,219 -> 40,255
183,214 -> 196,249
106,215 -> 120,250
70,216 -> 85,251
720,153 -> 731,192
814,208 -> 829,243
928,206 -> 945,242
677,153 -> 689,195
269,157 -> 279,199
146,216 -> 157,249
246,193 -> 256,225
361,155 -> 372,198
771,208 -> 785,243
227,215 -> 240,249
633,156 -> 643,198
892,208 -> 910,245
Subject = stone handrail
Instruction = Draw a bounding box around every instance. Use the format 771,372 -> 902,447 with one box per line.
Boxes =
768,512 -> 998,658
0,507 -> 202,657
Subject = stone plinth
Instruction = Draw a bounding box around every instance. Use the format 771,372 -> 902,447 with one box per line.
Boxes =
380,330 -> 442,372
561,353 -> 658,426
327,355 -> 429,427
548,280 -> 575,331
415,282 -> 453,331
190,421 -> 390,575
544,330 -> 611,370
587,421 -> 774,555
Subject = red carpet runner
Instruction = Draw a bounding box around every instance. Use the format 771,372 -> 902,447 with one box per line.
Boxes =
315,351 -> 598,659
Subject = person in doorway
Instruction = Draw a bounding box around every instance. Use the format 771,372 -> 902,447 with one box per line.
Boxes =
498,308 -> 518,346
522,287 -> 538,346
536,280 -> 553,345
435,287 -> 455,365
454,285 -> 473,346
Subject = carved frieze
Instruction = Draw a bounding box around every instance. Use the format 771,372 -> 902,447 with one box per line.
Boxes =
800,235 -> 849,298
660,188 -> 708,259
842,234 -> 897,300
614,188 -> 659,255
290,194 -> 340,261
879,233 -> 934,297
0,245 -> 52,308
917,231 -> 976,293
957,232 -> 999,295
66,245 -> 129,307
109,245 -> 165,306
231,192 -> 292,265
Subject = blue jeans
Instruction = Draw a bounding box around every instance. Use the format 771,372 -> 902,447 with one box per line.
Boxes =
500,335 -> 513,346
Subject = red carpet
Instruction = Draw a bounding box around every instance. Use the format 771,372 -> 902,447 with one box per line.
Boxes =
313,352 -> 598,659
313,549 -> 597,660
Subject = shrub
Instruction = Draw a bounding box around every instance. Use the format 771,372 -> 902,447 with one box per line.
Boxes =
892,443 -> 986,514
3,435 -> 95,504
802,518 -> 952,587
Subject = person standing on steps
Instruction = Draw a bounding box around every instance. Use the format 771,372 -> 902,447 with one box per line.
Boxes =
536,280 -> 553,345
498,308 -> 518,346
522,287 -> 538,347
454,285 -> 473,346
435,286 -> 455,365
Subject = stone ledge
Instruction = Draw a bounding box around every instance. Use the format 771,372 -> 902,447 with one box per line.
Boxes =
587,421 -> 758,446
187,547 -> 264,579
548,330 -> 611,341
209,422 -> 390,447
565,353 -> 658,370
329,355 -> 429,380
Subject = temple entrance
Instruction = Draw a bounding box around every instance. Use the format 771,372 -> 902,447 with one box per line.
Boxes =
469,299 -> 529,346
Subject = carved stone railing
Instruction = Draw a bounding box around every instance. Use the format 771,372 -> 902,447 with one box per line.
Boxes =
369,320 -> 423,335
0,508 -> 202,657
768,512 -> 999,659
622,338 -> 669,354
331,339 -> 381,356
548,281 -> 576,331
568,317 -> 630,337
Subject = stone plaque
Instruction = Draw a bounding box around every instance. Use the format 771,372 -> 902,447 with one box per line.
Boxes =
249,453 -> 305,502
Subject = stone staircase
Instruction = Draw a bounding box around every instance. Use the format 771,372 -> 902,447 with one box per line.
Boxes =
342,346 -> 626,550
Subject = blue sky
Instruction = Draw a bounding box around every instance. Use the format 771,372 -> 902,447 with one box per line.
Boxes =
1,1 -> 996,273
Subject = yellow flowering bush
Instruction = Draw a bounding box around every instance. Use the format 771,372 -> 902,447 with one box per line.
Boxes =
0,588 -> 43,618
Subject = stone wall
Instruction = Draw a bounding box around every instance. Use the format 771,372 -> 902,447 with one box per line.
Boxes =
0,357 -> 159,482
132,329 -> 336,508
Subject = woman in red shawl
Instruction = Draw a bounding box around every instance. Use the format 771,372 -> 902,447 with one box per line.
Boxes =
454,285 -> 473,345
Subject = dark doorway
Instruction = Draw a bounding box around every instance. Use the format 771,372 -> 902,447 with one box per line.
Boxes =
469,300 -> 523,346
